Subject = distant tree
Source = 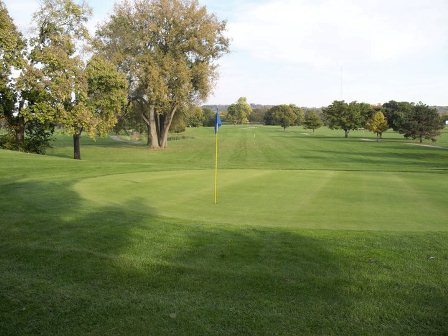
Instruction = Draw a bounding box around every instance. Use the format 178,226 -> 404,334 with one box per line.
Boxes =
265,105 -> 298,130
303,110 -> 323,132
202,107 -> 216,127
382,100 -> 414,131
398,103 -> 443,143
290,104 -> 304,126
366,111 -> 388,140
227,97 -> 252,124
185,106 -> 204,127
249,107 -> 268,123
322,100 -> 364,137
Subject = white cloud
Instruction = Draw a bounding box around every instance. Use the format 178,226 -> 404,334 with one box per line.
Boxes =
228,0 -> 448,69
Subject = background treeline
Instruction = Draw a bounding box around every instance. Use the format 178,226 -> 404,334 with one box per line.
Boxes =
199,98 -> 446,142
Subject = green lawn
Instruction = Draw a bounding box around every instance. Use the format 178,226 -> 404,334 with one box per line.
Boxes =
1,126 -> 447,335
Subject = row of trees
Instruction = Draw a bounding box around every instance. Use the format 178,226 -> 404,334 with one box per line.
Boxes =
0,0 -> 229,158
220,97 -> 444,142
323,100 -> 444,142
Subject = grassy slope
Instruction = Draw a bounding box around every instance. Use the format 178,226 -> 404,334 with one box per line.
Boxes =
0,126 -> 447,335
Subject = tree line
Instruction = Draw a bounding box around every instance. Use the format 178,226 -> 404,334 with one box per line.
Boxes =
0,0 -> 229,159
217,97 -> 445,142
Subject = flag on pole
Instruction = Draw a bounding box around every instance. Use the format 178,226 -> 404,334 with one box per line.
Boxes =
214,111 -> 222,134
214,111 -> 221,204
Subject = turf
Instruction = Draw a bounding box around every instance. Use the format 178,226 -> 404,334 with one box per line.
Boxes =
1,126 -> 447,335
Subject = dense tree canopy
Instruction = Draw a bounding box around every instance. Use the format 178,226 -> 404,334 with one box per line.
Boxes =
303,110 -> 323,132
96,0 -> 229,148
398,103 -> 443,143
264,105 -> 299,130
322,100 -> 366,138
382,100 -> 413,131
28,0 -> 127,159
227,97 -> 252,124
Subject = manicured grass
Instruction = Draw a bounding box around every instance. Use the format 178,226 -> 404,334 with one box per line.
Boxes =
1,126 -> 447,335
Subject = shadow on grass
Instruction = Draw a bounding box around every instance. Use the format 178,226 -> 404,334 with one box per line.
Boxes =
1,181 -> 447,335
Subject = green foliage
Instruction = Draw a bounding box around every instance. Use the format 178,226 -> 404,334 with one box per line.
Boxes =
264,104 -> 298,130
399,103 -> 443,143
202,107 -> 215,127
382,100 -> 413,131
322,100 -> 366,137
248,107 -> 268,123
366,111 -> 388,139
185,106 -> 204,127
290,104 -> 304,125
28,0 -> 127,159
96,0 -> 229,148
227,97 -> 252,124
303,110 -> 323,132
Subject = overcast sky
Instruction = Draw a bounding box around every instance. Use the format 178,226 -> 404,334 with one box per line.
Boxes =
4,0 -> 448,107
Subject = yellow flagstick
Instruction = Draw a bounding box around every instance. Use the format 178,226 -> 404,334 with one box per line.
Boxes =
214,131 -> 219,204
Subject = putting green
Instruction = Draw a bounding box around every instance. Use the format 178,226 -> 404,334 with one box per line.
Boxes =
74,169 -> 448,231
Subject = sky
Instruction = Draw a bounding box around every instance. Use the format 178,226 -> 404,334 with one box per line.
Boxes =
4,0 -> 448,107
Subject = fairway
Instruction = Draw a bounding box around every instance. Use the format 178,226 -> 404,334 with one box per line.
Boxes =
1,126 -> 448,335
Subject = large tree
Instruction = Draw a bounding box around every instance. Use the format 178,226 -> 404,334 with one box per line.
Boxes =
96,0 -> 229,149
31,0 -> 128,159
227,97 -> 252,125
322,100 -> 365,138
398,103 -> 443,143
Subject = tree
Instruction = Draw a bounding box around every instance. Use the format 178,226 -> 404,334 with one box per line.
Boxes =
0,1 -> 56,153
322,100 -> 364,137
227,97 -> 252,124
265,105 -> 298,130
398,103 -> 443,143
0,0 -> 25,148
303,110 -> 323,132
96,0 -> 229,149
382,100 -> 413,131
366,111 -> 388,140
31,0 -> 128,159
202,107 -> 216,127
185,106 -> 204,127
291,104 -> 304,126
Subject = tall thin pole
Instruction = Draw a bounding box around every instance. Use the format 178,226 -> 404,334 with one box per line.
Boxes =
214,130 -> 218,204
340,66 -> 343,100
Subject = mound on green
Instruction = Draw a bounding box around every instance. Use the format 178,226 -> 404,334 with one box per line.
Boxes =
0,126 -> 447,335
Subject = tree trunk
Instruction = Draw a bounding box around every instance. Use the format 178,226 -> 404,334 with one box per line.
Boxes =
344,129 -> 349,138
148,105 -> 159,149
376,133 -> 379,142
419,135 -> 423,143
142,106 -> 159,149
159,107 -> 177,148
73,133 -> 81,160
15,118 -> 25,149
146,123 -> 151,146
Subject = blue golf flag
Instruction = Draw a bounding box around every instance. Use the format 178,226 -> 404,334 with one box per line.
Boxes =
214,111 -> 222,134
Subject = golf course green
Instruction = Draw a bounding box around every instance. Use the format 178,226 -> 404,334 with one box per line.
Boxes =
1,126 -> 447,335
